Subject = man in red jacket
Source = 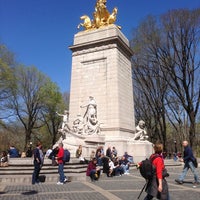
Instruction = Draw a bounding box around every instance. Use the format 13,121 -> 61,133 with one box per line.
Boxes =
55,143 -> 67,185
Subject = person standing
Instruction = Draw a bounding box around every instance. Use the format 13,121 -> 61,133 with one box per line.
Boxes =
55,143 -> 67,185
112,147 -> 117,158
39,146 -> 44,168
175,140 -> 200,187
144,143 -> 170,200
32,142 -> 42,185
106,146 -> 112,159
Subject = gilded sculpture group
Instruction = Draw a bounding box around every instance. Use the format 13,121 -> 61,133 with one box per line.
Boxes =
78,0 -> 119,30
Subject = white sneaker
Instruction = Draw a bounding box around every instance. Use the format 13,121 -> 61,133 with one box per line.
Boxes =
57,181 -> 64,185
64,178 -> 68,182
193,185 -> 197,188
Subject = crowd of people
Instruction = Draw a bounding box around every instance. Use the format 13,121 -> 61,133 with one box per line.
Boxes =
1,139 -> 199,200
0,145 -> 33,167
86,146 -> 134,181
0,145 -> 20,167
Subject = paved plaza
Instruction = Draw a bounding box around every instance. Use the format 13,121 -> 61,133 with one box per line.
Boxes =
0,165 -> 200,200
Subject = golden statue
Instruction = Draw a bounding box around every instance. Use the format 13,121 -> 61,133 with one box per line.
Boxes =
78,0 -> 120,30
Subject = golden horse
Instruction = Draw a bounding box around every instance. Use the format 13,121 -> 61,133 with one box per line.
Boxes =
77,15 -> 93,30
106,7 -> 117,24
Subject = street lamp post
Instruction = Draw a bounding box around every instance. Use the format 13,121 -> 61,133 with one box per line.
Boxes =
174,140 -> 177,154
30,142 -> 32,151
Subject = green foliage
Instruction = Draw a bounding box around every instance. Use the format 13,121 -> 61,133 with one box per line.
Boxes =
0,44 -> 16,119
39,80 -> 66,145
0,44 -> 68,151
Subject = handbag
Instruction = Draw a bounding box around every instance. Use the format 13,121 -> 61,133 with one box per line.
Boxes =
193,157 -> 198,168
94,172 -> 99,180
162,168 -> 169,178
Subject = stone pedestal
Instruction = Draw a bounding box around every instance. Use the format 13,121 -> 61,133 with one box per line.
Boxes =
56,133 -> 105,158
69,25 -> 136,156
127,141 -> 154,163
105,137 -> 153,162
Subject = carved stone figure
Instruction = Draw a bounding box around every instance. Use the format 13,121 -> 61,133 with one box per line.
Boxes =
81,96 -> 97,122
80,96 -> 100,135
78,0 -> 119,30
134,120 -> 149,140
72,114 -> 84,134
56,97 -> 101,140
56,110 -> 70,131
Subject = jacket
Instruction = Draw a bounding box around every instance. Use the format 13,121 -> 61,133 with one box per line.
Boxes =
57,147 -> 64,164
86,161 -> 96,176
33,147 -> 41,164
183,146 -> 195,166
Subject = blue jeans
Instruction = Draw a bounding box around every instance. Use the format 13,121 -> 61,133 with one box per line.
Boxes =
179,161 -> 199,182
58,163 -> 65,183
32,161 -> 41,184
127,156 -> 134,163
121,164 -> 129,173
90,169 -> 96,181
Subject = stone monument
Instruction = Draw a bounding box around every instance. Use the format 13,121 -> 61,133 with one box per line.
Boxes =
56,0 -> 153,162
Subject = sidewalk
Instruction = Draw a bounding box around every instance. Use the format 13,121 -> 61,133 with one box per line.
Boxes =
0,166 -> 200,200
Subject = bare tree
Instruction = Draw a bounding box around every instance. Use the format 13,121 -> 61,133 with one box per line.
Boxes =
157,9 -> 200,147
132,58 -> 168,147
131,9 -> 200,148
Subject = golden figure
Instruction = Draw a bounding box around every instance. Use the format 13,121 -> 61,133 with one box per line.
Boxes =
106,7 -> 118,25
77,15 -> 93,30
78,0 -> 120,30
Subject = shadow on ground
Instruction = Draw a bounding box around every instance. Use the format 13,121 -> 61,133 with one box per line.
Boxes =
21,190 -> 38,195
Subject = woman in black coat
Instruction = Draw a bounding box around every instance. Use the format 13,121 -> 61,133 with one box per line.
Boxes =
144,143 -> 170,200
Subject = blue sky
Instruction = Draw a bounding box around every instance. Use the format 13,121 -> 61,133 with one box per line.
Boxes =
0,0 -> 199,93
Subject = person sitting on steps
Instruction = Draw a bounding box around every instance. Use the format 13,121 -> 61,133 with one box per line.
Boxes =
86,157 -> 101,182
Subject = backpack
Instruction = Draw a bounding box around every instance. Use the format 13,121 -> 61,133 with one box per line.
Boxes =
139,155 -> 161,180
63,149 -> 70,164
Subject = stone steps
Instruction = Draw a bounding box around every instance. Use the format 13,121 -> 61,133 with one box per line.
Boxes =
0,158 -> 182,184
0,173 -> 87,185
0,167 -> 87,175
0,157 -> 88,184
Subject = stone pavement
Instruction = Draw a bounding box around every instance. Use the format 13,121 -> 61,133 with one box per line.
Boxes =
0,165 -> 200,200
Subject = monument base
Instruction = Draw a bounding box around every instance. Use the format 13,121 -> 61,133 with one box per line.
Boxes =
127,140 -> 153,163
56,134 -> 105,158
105,137 -> 153,163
